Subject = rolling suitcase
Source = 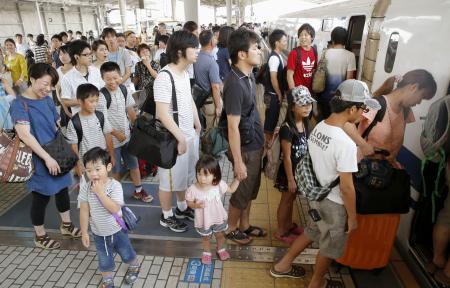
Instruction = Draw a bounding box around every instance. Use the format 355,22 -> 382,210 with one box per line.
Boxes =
337,213 -> 400,269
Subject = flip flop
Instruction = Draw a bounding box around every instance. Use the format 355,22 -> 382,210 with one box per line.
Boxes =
435,269 -> 450,286
269,265 -> 305,279
243,225 -> 267,237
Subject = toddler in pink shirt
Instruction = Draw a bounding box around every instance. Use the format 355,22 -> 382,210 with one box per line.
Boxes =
186,155 -> 240,265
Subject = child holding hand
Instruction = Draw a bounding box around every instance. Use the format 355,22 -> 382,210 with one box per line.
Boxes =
186,155 -> 240,265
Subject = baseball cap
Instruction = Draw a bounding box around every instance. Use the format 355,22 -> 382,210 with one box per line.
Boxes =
289,85 -> 316,106
337,79 -> 381,110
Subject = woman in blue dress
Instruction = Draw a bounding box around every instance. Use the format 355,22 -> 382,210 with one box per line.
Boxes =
10,63 -> 81,249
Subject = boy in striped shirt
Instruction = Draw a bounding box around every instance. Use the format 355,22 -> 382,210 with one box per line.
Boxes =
79,147 -> 140,288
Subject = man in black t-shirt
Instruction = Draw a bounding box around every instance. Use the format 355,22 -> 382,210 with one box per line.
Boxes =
223,29 -> 265,245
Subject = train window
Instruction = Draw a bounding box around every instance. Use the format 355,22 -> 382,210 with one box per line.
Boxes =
384,32 -> 399,73
322,19 -> 333,32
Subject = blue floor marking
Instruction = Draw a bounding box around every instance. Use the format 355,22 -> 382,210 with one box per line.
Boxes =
183,258 -> 215,284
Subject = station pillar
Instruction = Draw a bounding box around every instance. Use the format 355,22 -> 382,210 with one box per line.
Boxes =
171,0 -> 177,21
118,0 -> 127,31
184,0 -> 199,24
226,0 -> 232,25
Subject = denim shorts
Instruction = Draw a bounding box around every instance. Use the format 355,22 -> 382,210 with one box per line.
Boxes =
93,229 -> 137,272
196,221 -> 228,237
112,141 -> 139,174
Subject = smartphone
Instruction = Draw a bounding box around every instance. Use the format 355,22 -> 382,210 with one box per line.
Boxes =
308,209 -> 322,222
374,148 -> 390,157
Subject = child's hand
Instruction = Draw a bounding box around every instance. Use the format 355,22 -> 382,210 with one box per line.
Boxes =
81,232 -> 90,248
115,131 -> 127,143
91,180 -> 106,196
195,200 -> 205,209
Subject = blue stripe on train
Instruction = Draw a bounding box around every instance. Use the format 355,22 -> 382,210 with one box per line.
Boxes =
397,146 -> 422,193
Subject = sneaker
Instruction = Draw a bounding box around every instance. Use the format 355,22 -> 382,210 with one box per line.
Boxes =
133,189 -> 154,203
101,278 -> 115,288
124,265 -> 140,284
269,265 -> 305,279
201,252 -> 212,265
175,207 -> 195,221
159,214 -> 188,232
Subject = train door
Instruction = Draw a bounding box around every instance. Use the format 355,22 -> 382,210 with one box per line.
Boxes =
346,15 -> 366,75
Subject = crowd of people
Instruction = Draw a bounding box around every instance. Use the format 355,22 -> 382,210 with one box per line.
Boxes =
0,19 -> 443,288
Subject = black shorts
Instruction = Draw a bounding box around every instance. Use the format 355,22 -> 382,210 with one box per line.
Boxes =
263,93 -> 280,133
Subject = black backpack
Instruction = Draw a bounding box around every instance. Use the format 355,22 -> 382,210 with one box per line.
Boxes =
100,85 -> 128,109
71,111 -> 105,149
159,52 -> 168,68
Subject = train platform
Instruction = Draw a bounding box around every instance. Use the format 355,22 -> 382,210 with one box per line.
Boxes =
0,156 -> 420,288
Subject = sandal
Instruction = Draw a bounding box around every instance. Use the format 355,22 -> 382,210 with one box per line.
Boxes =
225,229 -> 252,245
273,232 -> 297,244
217,249 -> 230,261
124,264 -> 140,285
435,269 -> 450,286
269,265 -> 305,278
60,222 -> 82,238
202,252 -> 212,265
243,225 -> 267,237
289,223 -> 304,235
34,233 -> 61,250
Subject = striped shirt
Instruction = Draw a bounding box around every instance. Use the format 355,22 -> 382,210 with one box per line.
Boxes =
66,112 -> 112,159
78,178 -> 124,236
153,66 -> 196,138
97,86 -> 135,148
34,45 -> 48,63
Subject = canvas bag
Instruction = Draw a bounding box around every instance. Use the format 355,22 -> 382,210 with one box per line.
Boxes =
0,104 -> 33,183
312,49 -> 327,93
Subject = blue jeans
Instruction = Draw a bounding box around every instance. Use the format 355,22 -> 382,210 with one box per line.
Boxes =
93,229 -> 137,272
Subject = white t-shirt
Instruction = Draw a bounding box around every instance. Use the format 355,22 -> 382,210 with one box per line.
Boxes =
153,66 -> 196,138
324,48 -> 356,80
60,66 -> 105,114
307,121 -> 357,204
66,112 -> 113,159
268,52 -> 284,72
16,43 -> 30,56
78,178 -> 124,237
97,86 -> 135,148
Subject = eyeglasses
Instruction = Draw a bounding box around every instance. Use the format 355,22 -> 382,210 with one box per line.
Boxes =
356,104 -> 369,113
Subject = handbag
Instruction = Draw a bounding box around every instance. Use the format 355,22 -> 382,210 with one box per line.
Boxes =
94,191 -> 140,231
312,49 -> 327,93
201,117 -> 229,157
40,130 -> 78,176
355,168 -> 411,214
128,70 -> 179,169
0,109 -> 34,182
23,98 -> 78,176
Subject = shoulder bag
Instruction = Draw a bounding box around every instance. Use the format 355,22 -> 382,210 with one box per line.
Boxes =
128,70 -> 179,169
24,97 -> 78,176
0,104 -> 34,183
312,49 -> 327,93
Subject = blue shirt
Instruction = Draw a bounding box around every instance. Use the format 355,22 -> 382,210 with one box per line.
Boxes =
193,50 -> 221,93
217,48 -> 231,81
10,95 -> 72,195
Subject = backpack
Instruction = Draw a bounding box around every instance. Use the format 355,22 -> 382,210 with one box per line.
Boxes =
159,52 -> 168,68
71,111 -> 105,149
420,94 -> 450,221
257,53 -> 288,93
100,85 -> 128,109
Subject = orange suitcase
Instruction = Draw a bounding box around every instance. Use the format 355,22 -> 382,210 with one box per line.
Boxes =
336,213 -> 400,269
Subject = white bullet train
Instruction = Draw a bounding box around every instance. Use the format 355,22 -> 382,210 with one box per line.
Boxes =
270,0 -> 450,286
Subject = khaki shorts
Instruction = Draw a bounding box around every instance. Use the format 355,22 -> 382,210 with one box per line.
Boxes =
304,199 -> 348,259
228,149 -> 263,210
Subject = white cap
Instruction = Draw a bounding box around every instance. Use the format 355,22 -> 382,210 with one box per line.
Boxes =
337,79 -> 381,110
